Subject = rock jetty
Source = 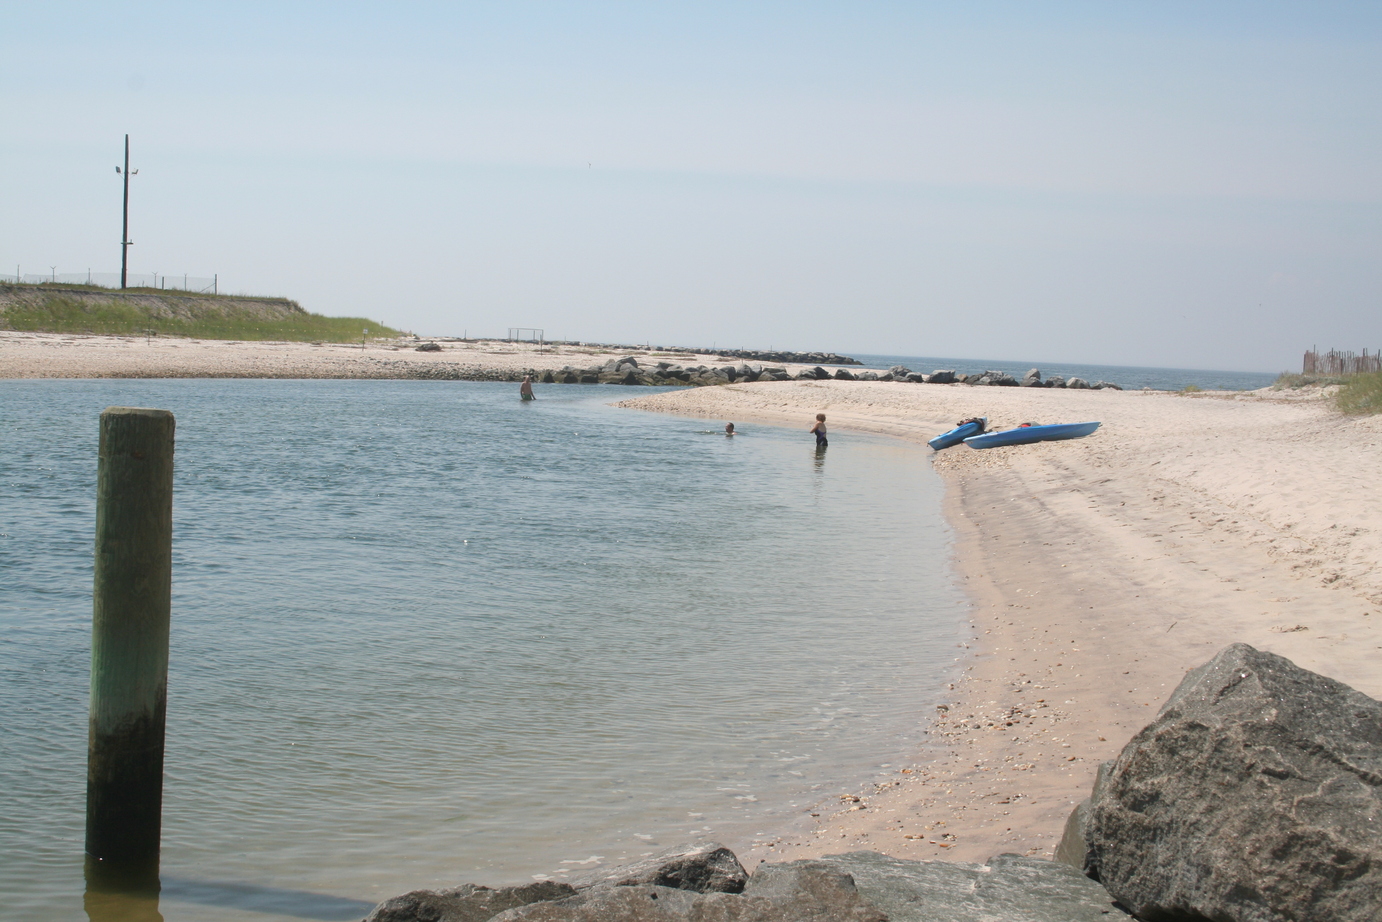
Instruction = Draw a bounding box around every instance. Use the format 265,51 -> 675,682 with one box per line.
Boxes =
513,358 -> 1125,389
364,645 -> 1380,922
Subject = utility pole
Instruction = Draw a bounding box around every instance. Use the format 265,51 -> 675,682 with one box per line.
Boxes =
116,135 -> 138,289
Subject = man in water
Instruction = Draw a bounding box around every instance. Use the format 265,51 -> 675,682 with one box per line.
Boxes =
724,422 -> 735,436
810,413 -> 827,448
520,375 -> 535,401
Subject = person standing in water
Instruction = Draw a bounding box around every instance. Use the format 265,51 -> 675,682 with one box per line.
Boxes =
520,375 -> 535,401
809,413 -> 827,448
724,423 -> 736,436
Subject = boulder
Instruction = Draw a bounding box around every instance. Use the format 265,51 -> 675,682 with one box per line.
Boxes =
365,881 -> 576,922
500,862 -> 882,922
578,375 -> 598,384
540,371 -> 556,384
888,365 -> 912,377
904,373 -> 927,383
1021,368 -> 1043,387
570,842 -> 747,894
493,886 -> 697,921
1060,643 -> 1382,922
1046,375 -> 1066,388
823,852 -> 1121,922
1066,377 -> 1090,389
1091,381 -> 1123,390
974,371 -> 1018,387
414,342 -> 442,352
928,369 -> 957,384
856,371 -> 879,381
876,372 -> 895,382
833,368 -> 856,380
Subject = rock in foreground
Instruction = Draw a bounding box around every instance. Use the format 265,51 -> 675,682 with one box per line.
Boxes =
1060,643 -> 1382,922
364,844 -> 1122,922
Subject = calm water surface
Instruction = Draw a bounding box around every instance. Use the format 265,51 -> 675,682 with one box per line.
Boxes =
0,380 -> 965,921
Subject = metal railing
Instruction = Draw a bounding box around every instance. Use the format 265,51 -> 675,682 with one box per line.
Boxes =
1,271 -> 217,293
1303,348 -> 1381,376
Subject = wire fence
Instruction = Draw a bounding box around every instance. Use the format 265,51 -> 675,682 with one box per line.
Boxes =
1,271 -> 217,293
1303,348 -> 1380,376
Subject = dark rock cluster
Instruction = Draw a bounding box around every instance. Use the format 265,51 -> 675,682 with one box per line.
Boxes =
362,843 -> 1120,922
710,349 -> 864,366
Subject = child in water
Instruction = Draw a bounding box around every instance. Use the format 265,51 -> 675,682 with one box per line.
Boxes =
809,413 -> 827,448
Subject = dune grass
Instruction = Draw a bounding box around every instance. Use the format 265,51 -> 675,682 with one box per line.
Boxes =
1272,371 -> 1348,389
3,293 -> 400,342
1336,371 -> 1382,415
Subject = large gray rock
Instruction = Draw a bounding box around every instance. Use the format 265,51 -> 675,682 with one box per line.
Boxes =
928,369 -> 957,384
570,842 -> 747,893
365,881 -> 577,922
888,365 -> 912,377
369,848 -> 1125,922
822,852 -> 1122,922
1021,368 -> 1043,386
492,885 -> 698,922
1063,643 -> 1382,922
1066,376 -> 1090,389
499,863 -> 883,922
833,368 -> 856,380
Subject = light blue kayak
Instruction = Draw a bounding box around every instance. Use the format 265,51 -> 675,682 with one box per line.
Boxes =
963,421 -> 1101,449
928,417 -> 987,451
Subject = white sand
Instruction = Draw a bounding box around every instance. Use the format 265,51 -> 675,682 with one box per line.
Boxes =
617,380 -> 1382,864
0,331 -> 794,379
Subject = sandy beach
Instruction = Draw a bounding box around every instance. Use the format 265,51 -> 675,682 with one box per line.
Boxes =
0,330 -> 805,380
6,334 -> 1380,875
616,379 -> 1382,867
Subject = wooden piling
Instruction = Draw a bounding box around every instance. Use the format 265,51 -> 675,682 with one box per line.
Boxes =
86,407 -> 175,887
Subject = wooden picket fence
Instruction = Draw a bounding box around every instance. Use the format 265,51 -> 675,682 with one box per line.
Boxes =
1303,348 -> 1381,376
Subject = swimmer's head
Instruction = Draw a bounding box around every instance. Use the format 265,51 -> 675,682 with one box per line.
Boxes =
816,413 -> 826,421
725,422 -> 735,433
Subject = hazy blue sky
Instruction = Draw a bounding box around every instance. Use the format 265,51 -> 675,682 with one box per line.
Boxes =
4,2 -> 1379,371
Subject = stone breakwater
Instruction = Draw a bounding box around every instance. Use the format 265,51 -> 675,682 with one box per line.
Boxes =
362,644 -> 1382,922
508,357 -> 1126,389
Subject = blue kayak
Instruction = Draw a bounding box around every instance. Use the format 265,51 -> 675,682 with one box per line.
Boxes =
928,418 -> 987,451
963,421 -> 1101,449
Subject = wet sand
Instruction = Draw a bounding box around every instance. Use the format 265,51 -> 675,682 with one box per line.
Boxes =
617,380 -> 1382,865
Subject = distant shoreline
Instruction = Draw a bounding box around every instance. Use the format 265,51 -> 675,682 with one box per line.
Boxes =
0,330 -> 1274,392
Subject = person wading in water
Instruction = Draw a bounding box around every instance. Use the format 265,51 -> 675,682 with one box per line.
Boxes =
809,413 -> 827,448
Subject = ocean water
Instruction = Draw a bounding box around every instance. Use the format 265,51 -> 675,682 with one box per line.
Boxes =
0,379 -> 966,922
851,354 -> 1278,392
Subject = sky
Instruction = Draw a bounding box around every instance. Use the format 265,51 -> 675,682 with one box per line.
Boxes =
3,2 -> 1379,372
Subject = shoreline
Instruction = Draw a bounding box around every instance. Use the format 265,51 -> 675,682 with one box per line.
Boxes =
0,330 -> 825,381
615,380 -> 1382,867
7,333 -> 1380,884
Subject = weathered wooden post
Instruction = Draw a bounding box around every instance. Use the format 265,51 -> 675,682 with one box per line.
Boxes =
86,407 -> 175,889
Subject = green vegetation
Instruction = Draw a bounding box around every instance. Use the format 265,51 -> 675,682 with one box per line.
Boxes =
2,288 -> 400,342
1336,371 -> 1382,415
1178,383 -> 1203,393
1272,371 -> 1347,389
